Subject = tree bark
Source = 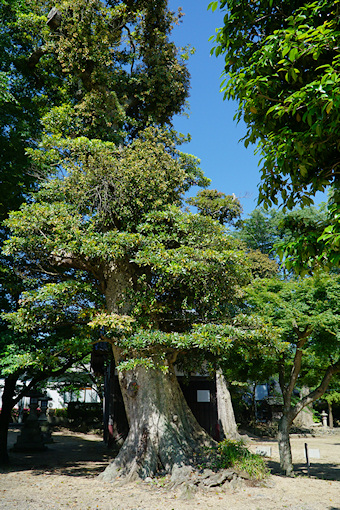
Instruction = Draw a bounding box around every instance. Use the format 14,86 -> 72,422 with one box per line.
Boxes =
216,370 -> 240,440
250,382 -> 257,425
99,354 -> 215,481
100,266 -> 215,480
0,375 -> 18,466
278,413 -> 294,477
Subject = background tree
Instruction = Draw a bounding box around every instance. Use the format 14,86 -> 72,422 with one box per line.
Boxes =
321,390 -> 340,429
235,208 -> 283,256
210,0 -> 340,267
0,276 -> 101,464
187,189 -> 242,227
235,204 -> 328,274
0,0 -> 62,465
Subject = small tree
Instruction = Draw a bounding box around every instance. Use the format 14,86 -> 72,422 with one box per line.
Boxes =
235,204 -> 329,274
0,278 -> 100,464
242,274 -> 340,475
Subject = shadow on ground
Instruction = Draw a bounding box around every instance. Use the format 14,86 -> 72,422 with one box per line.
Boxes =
267,459 -> 340,481
1,427 -> 117,478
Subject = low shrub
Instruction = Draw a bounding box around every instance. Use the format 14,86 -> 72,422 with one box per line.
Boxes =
206,439 -> 269,480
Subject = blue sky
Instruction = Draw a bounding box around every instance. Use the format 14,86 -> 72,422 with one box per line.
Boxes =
169,1 -> 327,217
169,0 -> 262,217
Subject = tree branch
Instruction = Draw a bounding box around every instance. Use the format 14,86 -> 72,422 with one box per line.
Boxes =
284,327 -> 311,406
290,358 -> 340,422
12,356 -> 86,407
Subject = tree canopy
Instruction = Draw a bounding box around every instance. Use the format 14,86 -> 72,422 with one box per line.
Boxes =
187,189 -> 242,227
235,204 -> 329,274
211,0 -> 340,206
0,0 -> 196,467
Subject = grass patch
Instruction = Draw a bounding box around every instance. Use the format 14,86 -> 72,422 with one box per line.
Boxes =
206,439 -> 270,480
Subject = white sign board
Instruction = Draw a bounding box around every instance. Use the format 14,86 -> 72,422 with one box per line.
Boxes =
308,448 -> 320,459
255,446 -> 272,458
197,390 -> 210,403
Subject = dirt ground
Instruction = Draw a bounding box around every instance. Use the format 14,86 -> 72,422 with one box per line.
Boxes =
0,427 -> 339,510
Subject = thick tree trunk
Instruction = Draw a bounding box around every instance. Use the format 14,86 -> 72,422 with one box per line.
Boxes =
0,375 -> 18,465
278,413 -> 294,477
100,268 -> 215,481
216,370 -> 240,440
99,355 -> 215,481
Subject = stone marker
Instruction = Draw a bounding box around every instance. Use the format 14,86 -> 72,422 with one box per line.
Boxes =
255,446 -> 272,457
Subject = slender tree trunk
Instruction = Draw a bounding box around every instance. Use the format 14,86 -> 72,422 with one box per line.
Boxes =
328,402 -> 334,429
216,369 -> 240,440
278,413 -> 294,477
0,375 -> 18,465
276,341 -> 340,476
99,353 -> 215,481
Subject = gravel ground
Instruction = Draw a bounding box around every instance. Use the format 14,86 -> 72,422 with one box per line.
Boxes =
0,427 -> 339,510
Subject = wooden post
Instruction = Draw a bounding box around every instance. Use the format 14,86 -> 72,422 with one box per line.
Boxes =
304,442 -> 310,477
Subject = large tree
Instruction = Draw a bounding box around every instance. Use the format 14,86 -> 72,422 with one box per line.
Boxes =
210,0 -> 340,266
0,0 -> 193,468
4,129 -> 261,479
2,0 -> 264,480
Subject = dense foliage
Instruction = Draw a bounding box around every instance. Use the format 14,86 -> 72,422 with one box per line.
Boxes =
0,0 -> 276,478
210,0 -> 340,267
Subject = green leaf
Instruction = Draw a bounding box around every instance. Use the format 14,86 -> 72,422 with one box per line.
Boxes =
288,48 -> 299,61
208,1 -> 219,12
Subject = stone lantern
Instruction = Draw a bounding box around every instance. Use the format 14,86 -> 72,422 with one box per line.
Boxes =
38,395 -> 53,443
12,389 -> 47,452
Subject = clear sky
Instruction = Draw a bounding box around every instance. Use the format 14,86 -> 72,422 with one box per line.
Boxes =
168,1 -> 327,217
169,0 -> 262,217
